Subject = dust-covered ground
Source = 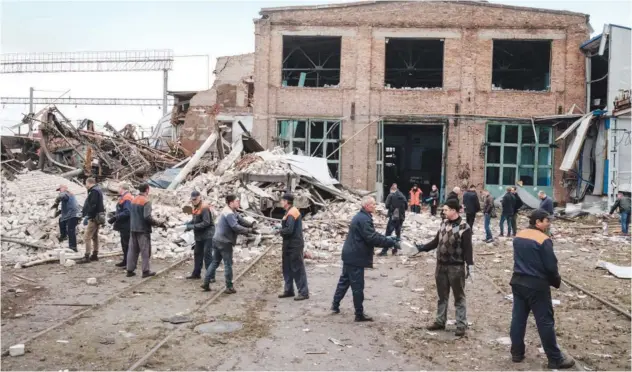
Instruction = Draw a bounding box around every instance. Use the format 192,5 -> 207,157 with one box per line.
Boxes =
1,217 -> 630,371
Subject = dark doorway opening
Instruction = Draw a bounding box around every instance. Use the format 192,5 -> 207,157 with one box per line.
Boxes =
492,40 -> 551,91
383,124 -> 444,200
589,48 -> 609,111
282,36 -> 341,87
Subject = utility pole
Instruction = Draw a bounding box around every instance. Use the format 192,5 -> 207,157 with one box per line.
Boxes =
163,69 -> 169,116
29,87 -> 34,115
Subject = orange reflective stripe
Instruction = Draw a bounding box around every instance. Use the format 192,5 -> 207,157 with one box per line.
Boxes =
409,190 -> 421,205
192,203 -> 209,215
283,207 -> 300,220
132,195 -> 147,206
119,193 -> 133,204
516,229 -> 549,245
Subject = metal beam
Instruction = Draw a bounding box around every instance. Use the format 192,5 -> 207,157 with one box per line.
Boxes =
1,50 -> 174,74
0,97 -> 174,107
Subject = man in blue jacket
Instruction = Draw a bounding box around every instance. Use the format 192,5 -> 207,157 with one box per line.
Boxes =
184,191 -> 214,280
51,184 -> 81,252
538,191 -> 554,214
277,194 -> 309,301
331,196 -> 399,322
509,209 -> 574,369
202,194 -> 255,293
108,184 -> 133,268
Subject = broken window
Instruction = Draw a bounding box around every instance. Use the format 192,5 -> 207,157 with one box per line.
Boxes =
282,36 -> 341,87
277,119 -> 341,179
485,123 -> 554,191
492,40 -> 551,91
384,38 -> 443,89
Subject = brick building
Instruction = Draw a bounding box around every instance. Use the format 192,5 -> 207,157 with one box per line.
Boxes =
252,0 -> 589,202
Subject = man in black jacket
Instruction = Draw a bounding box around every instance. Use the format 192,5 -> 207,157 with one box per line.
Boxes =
462,185 -> 481,229
511,187 -> 524,235
81,178 -> 105,262
332,196 -> 399,321
185,191 -> 214,280
509,209 -> 574,369
278,194 -> 309,301
416,199 -> 473,337
108,184 -> 133,267
379,184 -> 407,256
500,187 -> 515,237
428,185 -> 439,216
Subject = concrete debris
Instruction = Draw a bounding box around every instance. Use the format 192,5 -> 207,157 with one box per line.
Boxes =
9,344 -> 25,357
596,261 -> 632,279
86,278 -> 98,286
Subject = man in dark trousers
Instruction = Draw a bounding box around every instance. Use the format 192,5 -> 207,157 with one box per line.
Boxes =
509,209 -> 575,369
409,184 -> 422,214
184,191 -> 214,279
108,184 -> 133,268
462,185 -> 481,229
51,184 -> 81,252
428,185 -> 439,216
482,189 -> 495,243
511,187 -> 524,234
127,183 -> 159,278
277,194 -> 309,301
202,194 -> 255,293
416,199 -> 473,337
379,183 -> 407,256
609,191 -> 631,236
500,187 -> 515,237
332,196 -> 399,321
81,177 -> 105,262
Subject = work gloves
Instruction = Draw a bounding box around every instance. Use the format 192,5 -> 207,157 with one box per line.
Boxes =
83,217 -> 89,226
184,223 -> 193,232
466,265 -> 474,281
54,210 -> 62,218
416,243 -> 427,252
107,216 -> 117,225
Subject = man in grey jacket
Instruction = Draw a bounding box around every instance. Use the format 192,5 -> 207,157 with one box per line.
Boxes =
202,194 -> 255,293
51,184 -> 81,252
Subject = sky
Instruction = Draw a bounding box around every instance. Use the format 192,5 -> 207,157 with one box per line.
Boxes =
1,0 -> 631,134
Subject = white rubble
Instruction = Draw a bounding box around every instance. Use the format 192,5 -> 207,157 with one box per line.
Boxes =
86,278 -> 98,286
9,344 -> 25,357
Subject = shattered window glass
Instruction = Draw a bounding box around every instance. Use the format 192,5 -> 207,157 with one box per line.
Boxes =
537,168 -> 551,186
522,126 -> 535,144
538,127 -> 551,144
521,147 -> 535,165
519,167 -> 534,186
502,167 -> 516,185
486,166 -> 500,185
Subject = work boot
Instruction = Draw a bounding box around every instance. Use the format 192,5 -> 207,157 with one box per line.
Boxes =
200,282 -> 211,292
547,355 -> 575,370
511,354 -> 525,363
278,292 -> 295,298
294,294 -> 309,301
331,304 -> 340,314
142,271 -> 156,278
500,233 -> 505,237
354,313 -> 373,322
90,253 -> 99,261
69,246 -> 78,253
426,322 -> 445,331
454,327 -> 466,337
78,254 -> 91,264
391,248 -> 399,256
126,271 -> 136,277
115,261 -> 126,268
186,274 -> 201,280
57,234 -> 67,243
224,287 -> 236,294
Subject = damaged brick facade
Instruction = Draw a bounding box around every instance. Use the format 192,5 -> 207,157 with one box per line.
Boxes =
252,1 -> 589,201
179,53 -> 254,153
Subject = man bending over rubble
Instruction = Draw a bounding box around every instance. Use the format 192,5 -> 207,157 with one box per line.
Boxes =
416,199 -> 473,337
202,194 -> 256,293
185,190 -> 215,280
108,184 -> 133,268
277,193 -> 309,301
127,183 -> 160,278
51,184 -> 81,252
332,196 -> 399,322
80,177 -> 105,263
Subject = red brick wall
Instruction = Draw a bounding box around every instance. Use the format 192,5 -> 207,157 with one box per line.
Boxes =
253,1 -> 588,197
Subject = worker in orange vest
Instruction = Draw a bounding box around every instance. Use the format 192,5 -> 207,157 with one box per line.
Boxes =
409,184 -> 422,214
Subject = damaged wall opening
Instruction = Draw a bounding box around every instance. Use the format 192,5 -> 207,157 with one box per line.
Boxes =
492,40 -> 551,91
589,48 -> 609,111
276,119 -> 341,179
384,38 -> 444,89
282,36 -> 341,87
382,124 -> 444,199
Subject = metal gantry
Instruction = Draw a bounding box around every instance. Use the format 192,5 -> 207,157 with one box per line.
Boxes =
0,97 -> 174,107
1,50 -> 175,115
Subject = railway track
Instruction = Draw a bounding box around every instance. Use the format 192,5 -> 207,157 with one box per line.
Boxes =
0,243 -> 276,371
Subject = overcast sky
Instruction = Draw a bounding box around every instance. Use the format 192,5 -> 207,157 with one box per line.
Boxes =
1,0 -> 630,134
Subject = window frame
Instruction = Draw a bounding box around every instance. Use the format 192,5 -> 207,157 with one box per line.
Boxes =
484,122 -> 553,187
276,119 -> 342,180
